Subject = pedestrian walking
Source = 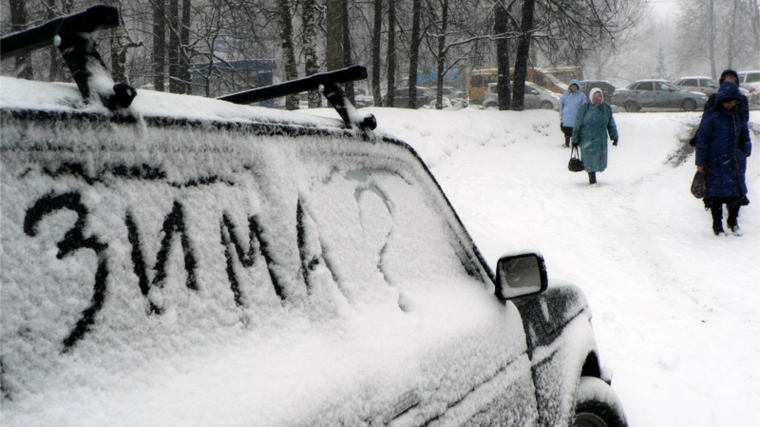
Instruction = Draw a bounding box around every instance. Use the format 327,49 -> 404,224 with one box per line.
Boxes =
571,88 -> 619,185
560,79 -> 587,147
695,81 -> 752,236
689,69 -> 750,147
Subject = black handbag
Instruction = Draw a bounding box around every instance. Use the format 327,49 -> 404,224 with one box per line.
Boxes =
691,170 -> 706,199
568,145 -> 584,172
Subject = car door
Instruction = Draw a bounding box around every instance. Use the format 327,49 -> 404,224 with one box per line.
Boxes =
651,81 -> 671,107
631,81 -> 653,106
700,78 -> 719,95
524,85 -> 540,109
661,81 -> 685,107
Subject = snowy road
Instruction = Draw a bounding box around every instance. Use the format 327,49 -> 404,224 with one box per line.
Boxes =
363,107 -> 760,427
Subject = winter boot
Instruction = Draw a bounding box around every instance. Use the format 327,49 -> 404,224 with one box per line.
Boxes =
588,172 -> 597,185
727,204 -> 742,236
710,205 -> 725,236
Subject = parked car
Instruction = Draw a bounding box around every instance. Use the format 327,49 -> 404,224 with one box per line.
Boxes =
579,80 -> 620,99
610,79 -> 708,112
483,81 -> 561,110
383,85 -> 436,108
438,85 -> 469,107
440,85 -> 467,99
0,6 -> 627,427
674,76 -> 719,95
738,70 -> 760,104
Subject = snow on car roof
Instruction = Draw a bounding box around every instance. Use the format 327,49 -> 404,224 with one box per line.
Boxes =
0,76 -> 345,130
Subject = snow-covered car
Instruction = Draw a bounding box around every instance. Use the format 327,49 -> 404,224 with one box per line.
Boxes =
674,76 -> 720,95
483,81 -> 560,110
579,80 -> 620,100
0,6 -> 627,427
610,79 -> 708,112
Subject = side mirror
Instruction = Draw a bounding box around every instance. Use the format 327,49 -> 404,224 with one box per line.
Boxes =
494,252 -> 548,303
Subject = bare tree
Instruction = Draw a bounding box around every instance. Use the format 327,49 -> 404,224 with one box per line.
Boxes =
371,0 -> 384,105
153,0 -> 167,91
386,0 -> 396,106
279,0 -> 299,109
180,0 -> 192,93
512,0 -> 535,110
407,0 -> 422,108
494,0 -> 515,110
342,0 -> 355,101
303,0 -> 322,107
8,0 -> 33,79
326,0 -> 344,70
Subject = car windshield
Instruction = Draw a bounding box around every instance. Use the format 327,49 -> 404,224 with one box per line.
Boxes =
543,72 -> 562,86
528,83 -> 550,94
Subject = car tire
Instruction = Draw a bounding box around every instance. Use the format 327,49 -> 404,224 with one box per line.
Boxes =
540,101 -> 554,110
573,377 -> 628,427
624,101 -> 639,112
681,99 -> 697,111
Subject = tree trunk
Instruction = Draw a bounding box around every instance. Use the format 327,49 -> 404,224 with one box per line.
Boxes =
180,0 -> 192,94
512,0 -> 535,111
727,0 -> 739,68
342,0 -> 354,102
111,35 -> 127,83
371,0 -> 383,106
435,0 -> 449,110
326,0 -> 344,70
279,0 -> 300,110
168,0 -> 181,93
152,0 -> 166,91
751,0 -> 760,57
9,0 -> 33,80
494,0 -> 511,110
303,0 -> 322,107
48,0 -> 64,82
407,0 -> 421,109
386,0 -> 396,107
707,0 -> 716,79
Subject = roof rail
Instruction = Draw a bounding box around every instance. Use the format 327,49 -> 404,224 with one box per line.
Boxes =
0,4 -> 136,110
218,65 -> 377,136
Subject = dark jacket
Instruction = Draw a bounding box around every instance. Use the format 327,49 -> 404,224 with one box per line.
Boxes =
695,82 -> 752,202
689,73 -> 749,147
704,92 -> 750,124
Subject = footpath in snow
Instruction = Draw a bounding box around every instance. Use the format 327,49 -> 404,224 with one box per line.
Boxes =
360,106 -> 760,427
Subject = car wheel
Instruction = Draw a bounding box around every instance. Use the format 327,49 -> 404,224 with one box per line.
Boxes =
540,101 -> 554,110
624,101 -> 639,112
681,99 -> 697,111
573,377 -> 628,427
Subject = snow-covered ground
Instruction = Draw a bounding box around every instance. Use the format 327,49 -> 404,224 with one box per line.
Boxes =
2,73 -> 757,426
353,106 -> 760,427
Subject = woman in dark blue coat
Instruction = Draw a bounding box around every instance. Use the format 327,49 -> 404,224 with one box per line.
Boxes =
695,81 -> 752,236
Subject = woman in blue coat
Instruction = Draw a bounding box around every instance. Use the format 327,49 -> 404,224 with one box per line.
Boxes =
571,88 -> 619,185
695,81 -> 752,236
560,79 -> 587,147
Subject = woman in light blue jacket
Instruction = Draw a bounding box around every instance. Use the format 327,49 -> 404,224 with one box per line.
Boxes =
559,79 -> 587,147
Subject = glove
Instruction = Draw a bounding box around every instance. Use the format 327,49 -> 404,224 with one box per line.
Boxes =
572,143 -> 579,148
612,139 -> 618,146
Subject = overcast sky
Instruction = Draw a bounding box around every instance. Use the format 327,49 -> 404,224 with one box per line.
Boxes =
649,0 -> 679,16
